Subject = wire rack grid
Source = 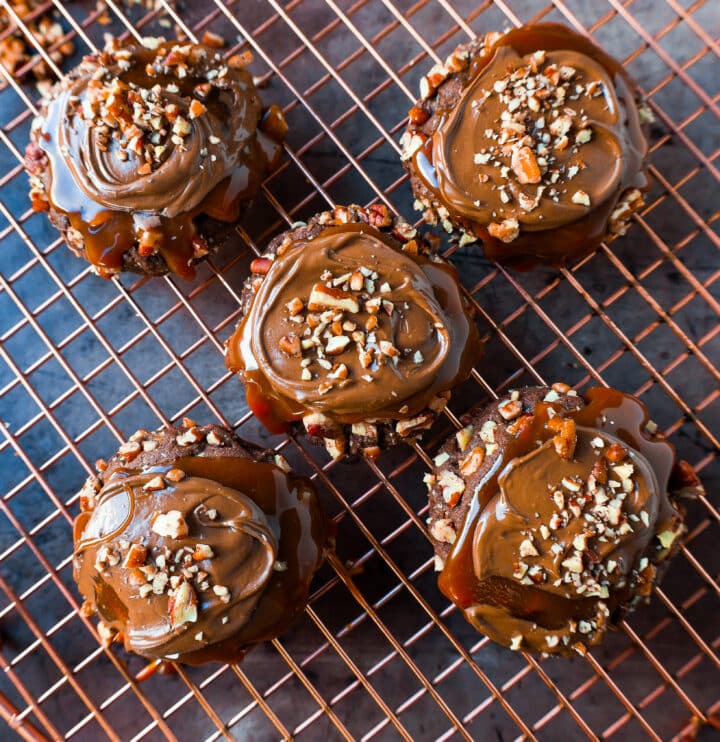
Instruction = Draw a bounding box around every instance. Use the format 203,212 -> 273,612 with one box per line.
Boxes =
0,0 -> 717,740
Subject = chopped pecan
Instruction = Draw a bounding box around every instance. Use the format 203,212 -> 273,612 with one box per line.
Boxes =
438,470 -> 465,507
279,334 -> 301,357
152,510 -> 189,540
325,335 -> 350,355
192,544 -> 214,560
396,412 -> 434,437
201,31 -> 225,48
169,582 -> 198,627
507,414 -> 533,436
351,422 -> 378,439
511,146 -> 542,184
591,458 -> 608,485
366,203 -> 394,229
547,417 -> 577,460
391,222 -> 417,242
459,446 -> 485,477
303,412 -> 340,439
308,283 -> 359,313
430,518 -> 456,544
227,51 -> 253,68
123,543 -> 147,569
324,437 -> 346,460
250,257 -> 273,275
499,399 -> 522,421
670,459 -> 702,493
487,218 -> 519,243
455,425 -> 473,452
408,105 -> 430,126
604,442 -> 627,463
142,475 -> 166,492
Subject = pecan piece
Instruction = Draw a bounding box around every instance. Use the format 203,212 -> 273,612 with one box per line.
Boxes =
308,283 -> 359,313
408,105 -> 430,126
366,203 -> 394,228
303,412 -> 340,439
395,412 -> 434,437
547,417 -> 577,460
123,543 -> 147,568
169,582 -> 198,627
604,442 -> 627,463
459,446 -> 485,477
670,459 -> 702,493
487,218 -> 519,243
250,257 -> 273,275
279,334 -> 301,357
152,510 -> 189,539
438,470 -> 465,507
511,146 -> 542,184
430,518 -> 456,544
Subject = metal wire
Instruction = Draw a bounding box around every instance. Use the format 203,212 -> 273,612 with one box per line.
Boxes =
0,0 -> 717,740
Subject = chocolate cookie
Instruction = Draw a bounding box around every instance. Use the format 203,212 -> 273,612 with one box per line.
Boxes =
74,420 -> 327,665
225,203 -> 483,461
426,384 -> 702,655
26,37 -> 286,278
401,23 -> 649,267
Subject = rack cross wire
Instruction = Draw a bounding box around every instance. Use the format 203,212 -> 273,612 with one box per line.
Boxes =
0,0 -> 717,740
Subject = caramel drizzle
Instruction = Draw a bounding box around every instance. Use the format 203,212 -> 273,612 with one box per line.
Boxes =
74,480 -> 136,556
438,388 -> 679,637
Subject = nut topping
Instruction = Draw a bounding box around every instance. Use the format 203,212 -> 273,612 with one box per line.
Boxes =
511,146 -> 542,184
123,543 -> 148,569
308,283 -> 359,313
152,510 -> 189,540
169,581 -> 198,627
279,334 -> 301,357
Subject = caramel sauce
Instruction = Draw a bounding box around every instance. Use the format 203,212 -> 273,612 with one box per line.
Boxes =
439,388 -> 677,628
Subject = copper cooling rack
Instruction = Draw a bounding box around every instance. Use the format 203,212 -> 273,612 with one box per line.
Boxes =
0,0 -> 717,740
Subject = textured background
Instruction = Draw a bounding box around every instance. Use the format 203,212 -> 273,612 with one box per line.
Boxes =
0,0 -> 717,740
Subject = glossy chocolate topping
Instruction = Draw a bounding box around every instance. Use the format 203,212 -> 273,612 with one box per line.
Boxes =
438,388 -> 685,654
226,223 -> 481,429
31,38 -> 284,278
409,24 -> 647,264
74,456 -> 326,664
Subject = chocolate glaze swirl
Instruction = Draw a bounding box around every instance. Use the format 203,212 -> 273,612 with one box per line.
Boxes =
437,388 -> 689,655
226,224 -> 481,427
49,65 -> 260,218
73,455 -> 326,664
30,40 -> 284,278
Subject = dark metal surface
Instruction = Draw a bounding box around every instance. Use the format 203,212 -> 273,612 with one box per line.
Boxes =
0,0 -> 717,740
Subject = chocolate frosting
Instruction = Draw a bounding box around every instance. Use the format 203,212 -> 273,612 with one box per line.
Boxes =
409,24 -> 647,264
33,39 -> 283,277
73,456 -> 325,664
438,388 -> 686,654
226,224 -> 481,426
433,47 -> 643,229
